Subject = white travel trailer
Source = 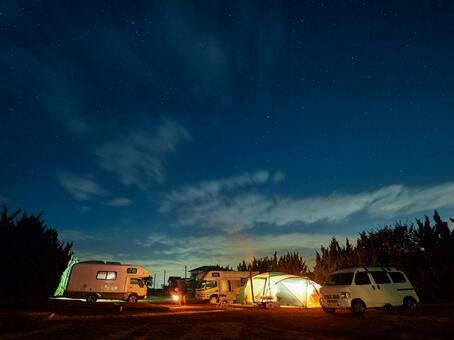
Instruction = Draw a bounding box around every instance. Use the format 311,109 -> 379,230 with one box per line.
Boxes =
64,261 -> 150,303
195,270 -> 258,303
320,266 -> 420,314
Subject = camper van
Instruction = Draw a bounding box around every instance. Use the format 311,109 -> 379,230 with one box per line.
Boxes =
320,266 -> 419,314
64,261 -> 150,303
195,271 -> 257,304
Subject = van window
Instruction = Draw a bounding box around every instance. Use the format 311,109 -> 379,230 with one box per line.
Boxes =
127,268 -> 137,274
212,272 -> 220,277
354,272 -> 371,285
389,272 -> 406,283
96,271 -> 117,280
325,273 -> 354,286
370,271 -> 391,284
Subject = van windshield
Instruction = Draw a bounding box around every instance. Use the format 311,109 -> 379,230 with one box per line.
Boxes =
325,273 -> 354,286
197,280 -> 217,289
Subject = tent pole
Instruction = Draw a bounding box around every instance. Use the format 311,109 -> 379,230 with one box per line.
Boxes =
249,268 -> 255,304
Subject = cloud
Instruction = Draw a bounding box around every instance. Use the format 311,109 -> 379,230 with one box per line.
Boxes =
58,173 -> 108,201
0,195 -> 8,203
102,198 -> 133,207
161,170 -> 277,210
58,229 -> 94,242
135,231 -> 352,275
94,119 -> 190,189
273,170 -> 286,183
161,177 -> 454,233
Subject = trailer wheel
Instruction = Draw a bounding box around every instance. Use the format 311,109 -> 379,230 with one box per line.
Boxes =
127,294 -> 138,303
86,294 -> 97,303
209,295 -> 218,304
403,297 -> 417,310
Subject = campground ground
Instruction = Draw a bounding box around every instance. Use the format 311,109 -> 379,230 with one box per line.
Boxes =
1,299 -> 453,339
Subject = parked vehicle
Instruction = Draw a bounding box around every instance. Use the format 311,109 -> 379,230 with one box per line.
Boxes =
195,270 -> 257,304
320,266 -> 420,314
64,261 -> 150,303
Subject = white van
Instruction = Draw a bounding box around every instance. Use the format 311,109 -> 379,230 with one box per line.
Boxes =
195,271 -> 257,304
64,261 -> 150,303
319,266 -> 419,314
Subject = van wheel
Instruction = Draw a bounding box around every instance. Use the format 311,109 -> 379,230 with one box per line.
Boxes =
403,297 -> 417,310
322,306 -> 336,314
209,295 -> 218,304
86,294 -> 97,303
128,294 -> 138,303
351,300 -> 366,315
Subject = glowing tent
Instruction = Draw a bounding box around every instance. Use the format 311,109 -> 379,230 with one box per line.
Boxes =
54,255 -> 79,296
236,272 -> 321,308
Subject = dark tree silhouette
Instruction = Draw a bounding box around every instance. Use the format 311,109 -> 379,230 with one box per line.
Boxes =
313,211 -> 454,302
0,205 -> 72,304
237,251 -> 309,276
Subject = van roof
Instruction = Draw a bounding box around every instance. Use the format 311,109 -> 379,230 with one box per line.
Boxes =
332,266 -> 399,274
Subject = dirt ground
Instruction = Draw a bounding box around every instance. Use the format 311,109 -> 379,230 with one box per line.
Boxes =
1,299 -> 453,339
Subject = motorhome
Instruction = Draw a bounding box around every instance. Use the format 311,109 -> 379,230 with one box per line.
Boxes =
195,270 -> 258,303
320,266 -> 420,314
64,261 -> 150,303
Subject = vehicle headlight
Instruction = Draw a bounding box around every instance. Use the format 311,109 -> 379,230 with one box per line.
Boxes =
172,294 -> 180,301
340,292 -> 351,299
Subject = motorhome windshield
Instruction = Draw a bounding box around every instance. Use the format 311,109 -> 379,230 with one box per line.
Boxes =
325,273 -> 354,286
197,280 -> 217,289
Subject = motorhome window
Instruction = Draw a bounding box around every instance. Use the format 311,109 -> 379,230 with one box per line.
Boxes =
127,268 -> 137,274
96,271 -> 107,279
370,271 -> 391,284
389,272 -> 406,283
130,278 -> 141,285
212,272 -> 220,277
97,271 -> 117,280
354,272 -> 371,285
228,281 -> 232,292
325,273 -> 354,286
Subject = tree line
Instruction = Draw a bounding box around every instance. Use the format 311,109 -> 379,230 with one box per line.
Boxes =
238,211 -> 454,302
0,205 -> 72,304
1,203 -> 453,304
237,251 -> 309,275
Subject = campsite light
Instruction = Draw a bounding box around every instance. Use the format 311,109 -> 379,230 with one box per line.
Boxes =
172,294 -> 180,302
340,292 -> 351,299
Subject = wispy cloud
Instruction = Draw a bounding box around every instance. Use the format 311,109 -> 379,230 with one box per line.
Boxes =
161,170 -> 280,210
94,119 -> 190,189
58,229 -> 94,242
135,232 -> 351,274
161,177 -> 454,233
102,198 -> 134,207
58,173 -> 108,201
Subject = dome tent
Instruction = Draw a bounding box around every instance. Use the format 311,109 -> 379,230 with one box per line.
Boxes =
236,272 -> 321,308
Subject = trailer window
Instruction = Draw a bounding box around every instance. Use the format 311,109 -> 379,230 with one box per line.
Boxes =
389,272 -> 406,283
370,271 -> 391,284
127,268 -> 137,274
96,271 -> 117,280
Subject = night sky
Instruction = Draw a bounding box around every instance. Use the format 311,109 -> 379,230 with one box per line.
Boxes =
1,1 -> 454,281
